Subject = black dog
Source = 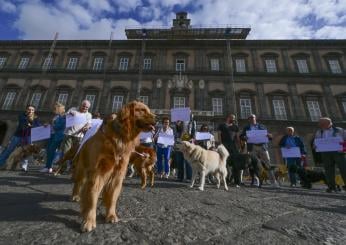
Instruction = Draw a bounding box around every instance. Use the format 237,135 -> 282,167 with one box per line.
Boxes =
230,153 -> 262,186
297,168 -> 326,189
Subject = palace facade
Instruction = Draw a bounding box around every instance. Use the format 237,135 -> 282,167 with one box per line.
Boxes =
0,12 -> 345,165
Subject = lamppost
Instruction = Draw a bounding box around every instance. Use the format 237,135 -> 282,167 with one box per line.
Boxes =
225,28 -> 238,119
136,29 -> 147,100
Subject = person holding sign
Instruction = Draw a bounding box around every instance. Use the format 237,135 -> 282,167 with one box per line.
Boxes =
279,127 -> 306,187
313,117 -> 346,192
0,105 -> 41,170
196,124 -> 215,150
59,100 -> 92,160
39,102 -> 66,173
154,117 -> 174,179
241,114 -> 279,187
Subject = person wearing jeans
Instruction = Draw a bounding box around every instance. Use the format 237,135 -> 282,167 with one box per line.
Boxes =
40,102 -> 66,173
154,117 -> 174,179
279,127 -> 306,187
0,105 -> 41,169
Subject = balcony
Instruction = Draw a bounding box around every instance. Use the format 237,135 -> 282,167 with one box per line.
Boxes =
151,109 -> 214,117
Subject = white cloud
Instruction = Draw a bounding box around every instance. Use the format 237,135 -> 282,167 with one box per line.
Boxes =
0,0 -> 17,13
111,0 -> 142,13
7,0 -> 346,40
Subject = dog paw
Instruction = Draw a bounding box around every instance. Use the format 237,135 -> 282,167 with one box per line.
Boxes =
81,220 -> 96,232
71,195 -> 80,202
216,185 -> 220,189
141,185 -> 146,190
224,186 -> 229,191
105,214 -> 119,223
198,186 -> 204,191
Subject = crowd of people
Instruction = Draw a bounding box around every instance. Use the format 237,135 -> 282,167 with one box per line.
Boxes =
0,100 -> 346,193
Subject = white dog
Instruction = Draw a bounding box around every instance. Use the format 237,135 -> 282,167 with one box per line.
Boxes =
176,141 -> 229,191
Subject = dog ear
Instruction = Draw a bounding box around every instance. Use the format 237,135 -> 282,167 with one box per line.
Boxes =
116,101 -> 137,140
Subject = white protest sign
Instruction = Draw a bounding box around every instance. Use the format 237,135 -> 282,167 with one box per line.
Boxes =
314,137 -> 343,152
31,125 -> 51,142
66,114 -> 88,128
171,107 -> 191,122
281,147 -> 301,158
140,131 -> 153,143
76,119 -> 103,155
246,130 -> 269,144
195,132 -> 212,141
157,133 -> 175,146
91,118 -> 103,127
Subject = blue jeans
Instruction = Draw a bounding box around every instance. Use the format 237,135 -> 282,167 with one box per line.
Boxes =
45,136 -> 63,169
286,158 -> 301,185
156,146 -> 171,175
0,136 -> 22,166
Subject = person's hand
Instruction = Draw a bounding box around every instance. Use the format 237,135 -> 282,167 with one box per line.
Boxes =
43,123 -> 49,127
81,126 -> 89,133
286,146 -> 291,149
267,133 -> 273,138
69,111 -> 76,116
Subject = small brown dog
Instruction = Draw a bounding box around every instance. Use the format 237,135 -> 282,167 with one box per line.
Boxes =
129,145 -> 157,189
5,144 -> 41,170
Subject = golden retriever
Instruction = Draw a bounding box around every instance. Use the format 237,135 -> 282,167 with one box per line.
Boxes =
129,145 -> 157,189
71,101 -> 155,232
176,141 -> 229,191
5,144 -> 41,170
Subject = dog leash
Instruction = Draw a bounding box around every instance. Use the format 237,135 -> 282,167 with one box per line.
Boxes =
133,151 -> 147,157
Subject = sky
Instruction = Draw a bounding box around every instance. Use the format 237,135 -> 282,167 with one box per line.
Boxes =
0,0 -> 345,40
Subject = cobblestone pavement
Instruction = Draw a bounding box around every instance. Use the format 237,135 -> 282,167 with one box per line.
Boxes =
1,166 -> 346,245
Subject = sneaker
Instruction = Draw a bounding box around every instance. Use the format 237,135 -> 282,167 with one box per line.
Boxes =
164,174 -> 169,179
271,182 -> 280,188
39,168 -> 53,173
21,161 -> 28,172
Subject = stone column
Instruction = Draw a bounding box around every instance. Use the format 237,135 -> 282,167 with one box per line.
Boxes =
71,80 -> 83,107
255,82 -> 269,119
322,83 -> 340,120
43,79 -> 57,110
250,49 -> 259,72
288,83 -> 305,120
280,49 -> 290,72
311,49 -> 323,72
98,79 -> 111,114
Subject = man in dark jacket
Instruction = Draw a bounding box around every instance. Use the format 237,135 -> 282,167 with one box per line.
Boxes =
240,114 -> 279,187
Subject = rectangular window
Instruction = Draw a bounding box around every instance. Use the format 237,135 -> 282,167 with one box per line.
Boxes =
93,57 -> 104,71
42,56 -> 53,70
240,98 -> 252,119
112,95 -> 124,112
328,59 -> 342,74
173,97 -> 185,108
119,57 -> 129,71
272,99 -> 287,120
296,59 -> 309,73
0,57 -> 7,69
57,93 -> 68,105
265,59 -> 277,73
176,59 -> 185,72
85,94 -> 96,111
143,58 -> 151,70
18,57 -> 30,69
139,95 -> 149,105
2,91 -> 16,110
67,57 -> 78,70
307,100 -> 321,121
212,98 -> 223,115
235,58 -> 246,72
210,58 -> 220,71
30,92 -> 42,109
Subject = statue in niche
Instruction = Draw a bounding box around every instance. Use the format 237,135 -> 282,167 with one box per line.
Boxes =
156,79 -> 162,88
198,80 -> 205,89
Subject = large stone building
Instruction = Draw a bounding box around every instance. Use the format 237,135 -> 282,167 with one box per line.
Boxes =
0,12 -> 345,164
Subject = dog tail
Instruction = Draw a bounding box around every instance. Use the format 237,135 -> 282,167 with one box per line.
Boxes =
216,144 -> 230,164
